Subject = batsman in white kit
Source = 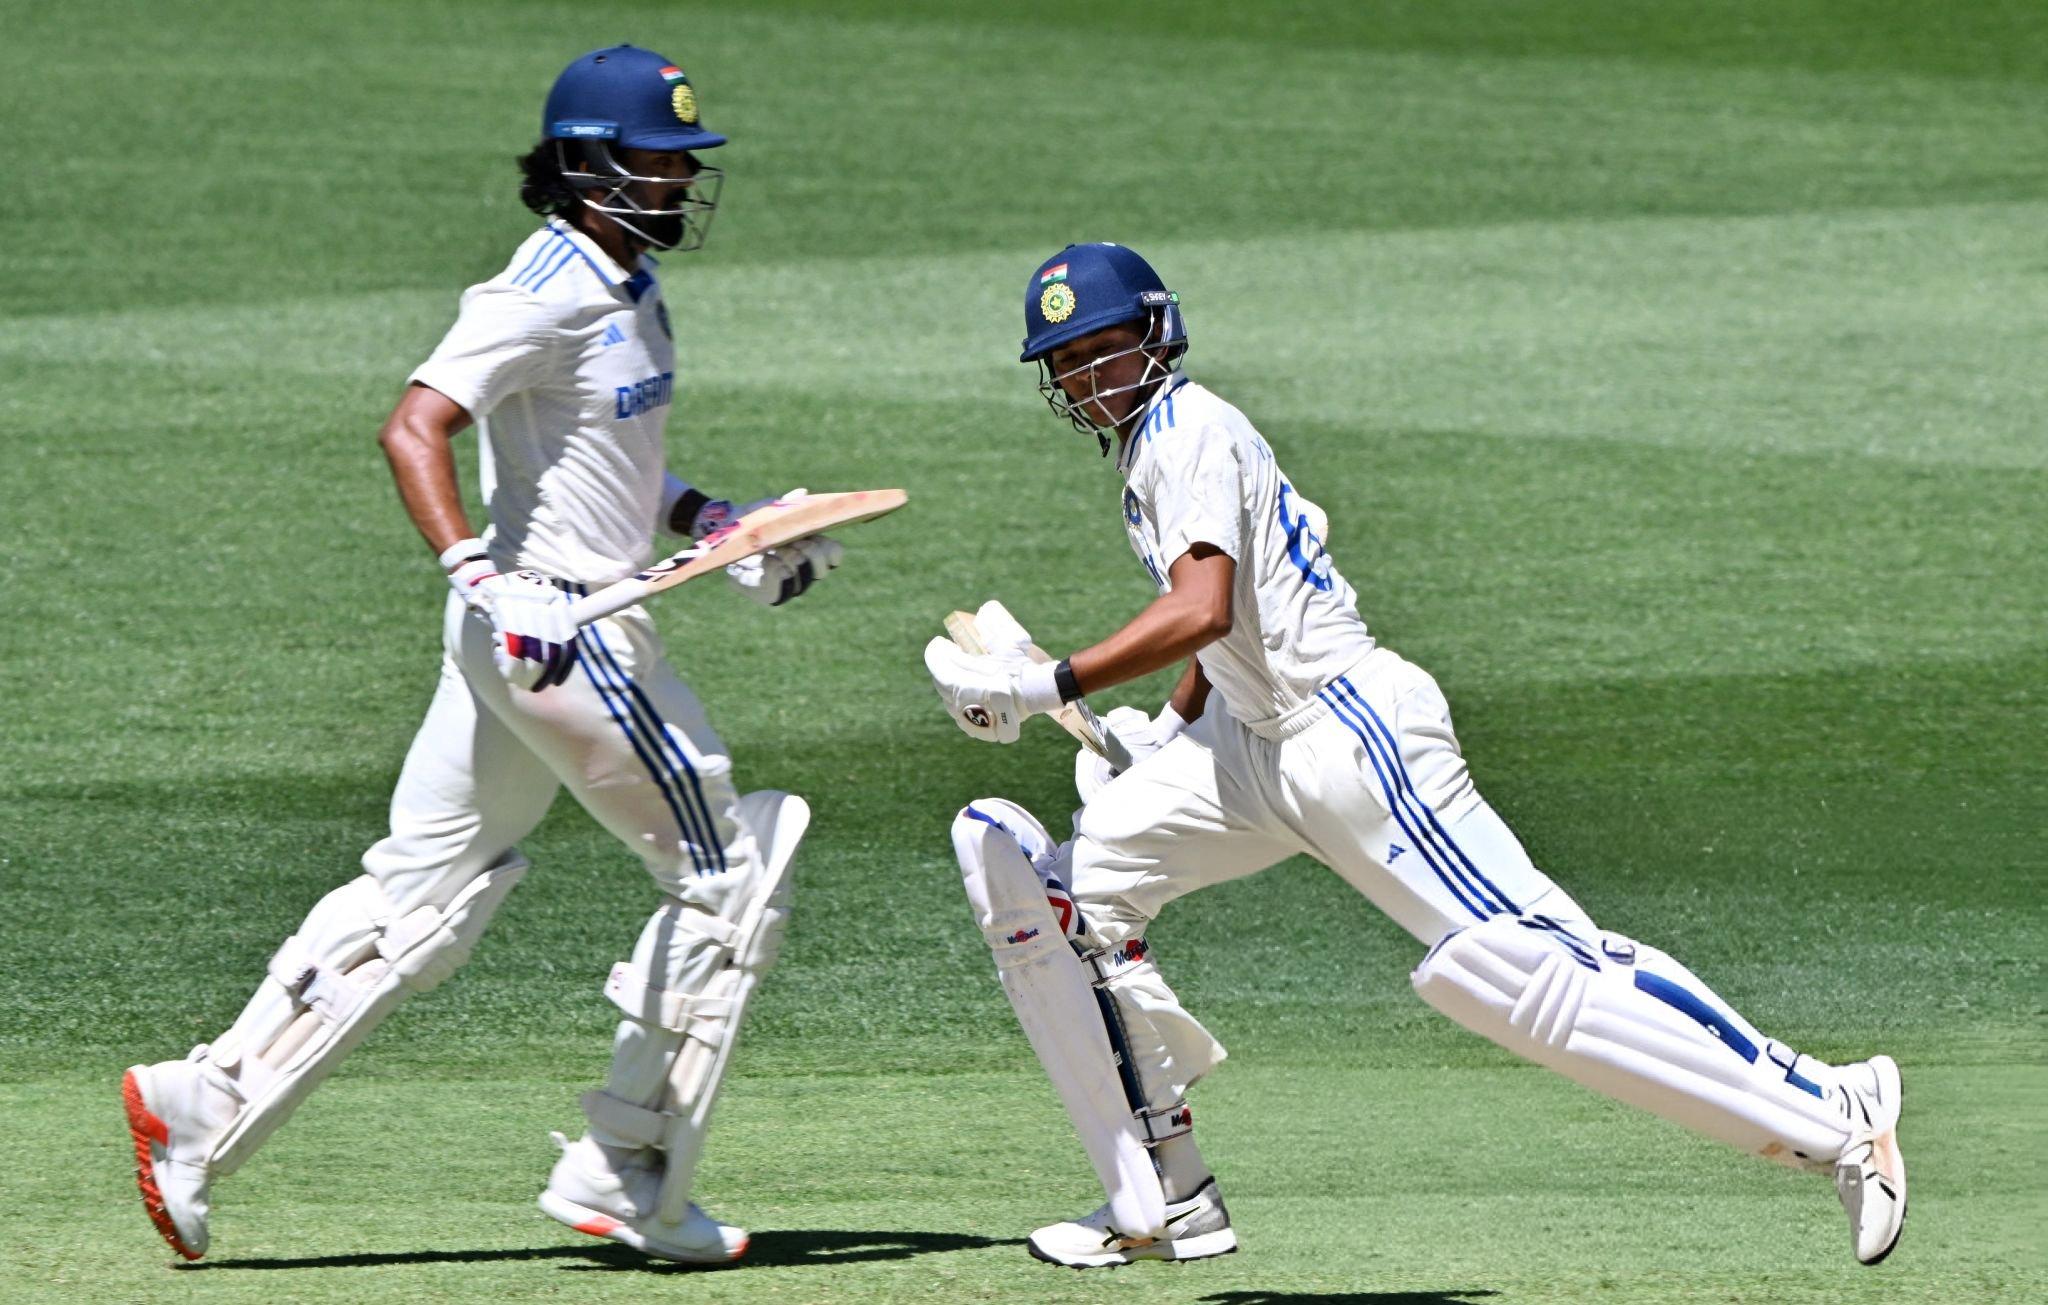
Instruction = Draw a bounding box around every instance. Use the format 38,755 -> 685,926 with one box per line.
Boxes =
122,46 -> 838,1265
924,243 -> 1907,1269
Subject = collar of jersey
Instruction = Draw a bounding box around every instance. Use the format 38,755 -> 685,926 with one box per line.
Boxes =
543,218 -> 654,292
1117,371 -> 1191,476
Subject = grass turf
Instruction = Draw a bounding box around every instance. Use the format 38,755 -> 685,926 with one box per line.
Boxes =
1,0 -> 2043,1300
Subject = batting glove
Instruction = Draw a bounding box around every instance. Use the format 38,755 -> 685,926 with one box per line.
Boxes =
448,556 -> 579,691
1075,703 -> 1187,800
923,638 -> 1064,744
727,533 -> 843,607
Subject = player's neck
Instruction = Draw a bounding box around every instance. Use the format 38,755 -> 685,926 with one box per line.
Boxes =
569,209 -> 644,274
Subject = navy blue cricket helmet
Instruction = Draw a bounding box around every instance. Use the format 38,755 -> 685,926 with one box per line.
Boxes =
1022,244 -> 1187,452
544,45 -> 726,152
541,45 -> 726,251
1020,243 -> 1184,363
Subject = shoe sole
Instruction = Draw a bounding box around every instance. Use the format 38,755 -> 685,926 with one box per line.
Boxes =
1027,1227 -> 1239,1268
1859,1056 -> 1907,1266
538,1189 -> 748,1265
122,1067 -> 203,1261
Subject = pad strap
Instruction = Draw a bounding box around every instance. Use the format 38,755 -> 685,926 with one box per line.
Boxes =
1137,1100 -> 1194,1146
1081,936 -> 1153,986
580,1089 -> 669,1149
603,961 -> 737,1041
264,937 -> 367,1024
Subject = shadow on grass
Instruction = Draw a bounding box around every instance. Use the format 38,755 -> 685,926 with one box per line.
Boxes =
180,1228 -> 1015,1273
1196,1286 -> 1499,1294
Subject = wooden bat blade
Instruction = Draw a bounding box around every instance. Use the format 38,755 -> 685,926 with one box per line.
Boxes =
569,489 -> 908,626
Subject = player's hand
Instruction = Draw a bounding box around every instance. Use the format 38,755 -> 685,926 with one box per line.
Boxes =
1074,704 -> 1185,800
452,564 -> 579,691
726,534 -> 842,606
923,638 -> 1048,743
1107,702 -> 1187,766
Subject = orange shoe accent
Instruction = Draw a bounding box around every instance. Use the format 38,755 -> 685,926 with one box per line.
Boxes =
122,1070 -> 202,1261
732,1232 -> 750,1260
573,1214 -> 623,1237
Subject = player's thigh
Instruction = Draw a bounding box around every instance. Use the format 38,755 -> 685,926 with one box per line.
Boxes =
469,603 -> 745,901
1299,656 -> 1569,943
363,645 -> 561,914
1071,718 -> 1295,943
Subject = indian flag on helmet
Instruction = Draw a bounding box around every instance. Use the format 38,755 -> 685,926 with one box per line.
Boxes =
1038,263 -> 1068,285
658,65 -> 686,83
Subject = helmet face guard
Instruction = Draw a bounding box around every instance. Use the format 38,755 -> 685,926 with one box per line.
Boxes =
1036,304 -> 1186,455
557,140 -> 722,252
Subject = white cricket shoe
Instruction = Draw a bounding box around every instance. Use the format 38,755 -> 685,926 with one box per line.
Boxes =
122,1057 -> 240,1260
1833,1055 -> 1906,1265
539,1133 -> 749,1265
1027,1178 -> 1237,1268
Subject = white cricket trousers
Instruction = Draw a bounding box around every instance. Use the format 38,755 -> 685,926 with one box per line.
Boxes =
364,592 -> 756,918
1066,645 -> 1586,1107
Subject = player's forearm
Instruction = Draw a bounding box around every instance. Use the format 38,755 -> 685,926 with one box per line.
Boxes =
1067,590 -> 1229,695
378,403 -> 476,560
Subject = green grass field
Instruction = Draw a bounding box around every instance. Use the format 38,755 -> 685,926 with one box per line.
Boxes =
3,1 -> 2044,1300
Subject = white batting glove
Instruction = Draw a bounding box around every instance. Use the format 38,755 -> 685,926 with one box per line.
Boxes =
923,638 -> 1064,744
1074,704 -> 1187,801
448,556 -> 579,691
1111,702 -> 1187,765
727,534 -> 843,606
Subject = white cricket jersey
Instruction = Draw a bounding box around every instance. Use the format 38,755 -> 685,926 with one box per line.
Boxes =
410,218 -> 678,584
1118,374 -> 1375,737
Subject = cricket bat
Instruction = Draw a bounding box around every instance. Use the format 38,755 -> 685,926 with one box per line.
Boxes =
568,489 -> 908,627
944,604 -> 1133,770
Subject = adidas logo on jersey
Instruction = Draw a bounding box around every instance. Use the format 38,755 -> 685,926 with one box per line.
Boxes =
600,322 -> 627,348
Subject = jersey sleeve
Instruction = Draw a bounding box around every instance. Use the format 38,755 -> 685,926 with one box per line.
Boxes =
407,282 -> 560,419
1149,423 -> 1245,567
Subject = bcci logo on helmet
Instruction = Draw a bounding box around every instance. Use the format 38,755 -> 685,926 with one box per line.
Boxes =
1040,281 -> 1076,324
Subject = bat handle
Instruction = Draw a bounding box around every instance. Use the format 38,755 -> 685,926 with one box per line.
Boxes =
568,582 -> 642,628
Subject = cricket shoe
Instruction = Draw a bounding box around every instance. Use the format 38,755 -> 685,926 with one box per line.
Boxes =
122,1056 -> 241,1260
1027,1177 -> 1237,1268
1833,1055 -> 1906,1265
539,1133 -> 748,1265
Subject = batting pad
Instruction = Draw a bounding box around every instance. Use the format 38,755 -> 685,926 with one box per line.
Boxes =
204,850 -> 528,1174
954,804 -> 1168,1239
1414,915 -> 1855,1170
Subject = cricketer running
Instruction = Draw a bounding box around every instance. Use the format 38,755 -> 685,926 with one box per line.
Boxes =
924,242 -> 1908,1269
123,44 -> 845,1266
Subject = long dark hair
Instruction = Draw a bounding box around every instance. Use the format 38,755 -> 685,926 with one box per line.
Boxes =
517,140 -> 579,216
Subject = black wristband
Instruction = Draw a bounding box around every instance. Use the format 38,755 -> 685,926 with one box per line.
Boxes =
1054,658 -> 1083,704
668,487 -> 712,536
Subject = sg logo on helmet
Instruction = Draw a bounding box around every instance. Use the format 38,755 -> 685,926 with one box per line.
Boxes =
1040,282 -> 1076,324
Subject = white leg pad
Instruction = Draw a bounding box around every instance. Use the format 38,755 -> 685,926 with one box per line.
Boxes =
202,850 -> 528,1175
574,791 -> 805,1223
954,802 -> 1168,1241
655,789 -> 804,1220
1413,915 -> 1855,1170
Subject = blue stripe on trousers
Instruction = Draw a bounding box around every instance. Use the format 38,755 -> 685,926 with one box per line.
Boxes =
581,623 -> 729,875
1331,676 -> 1521,914
573,642 -> 710,874
1318,687 -> 1490,922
